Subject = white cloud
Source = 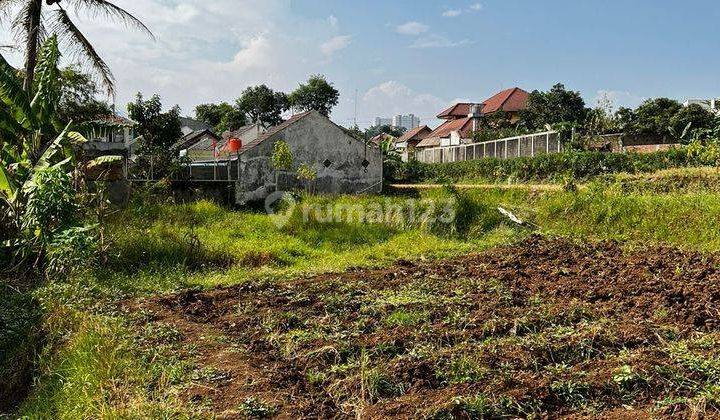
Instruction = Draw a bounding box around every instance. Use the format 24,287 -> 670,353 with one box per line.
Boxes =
410,34 -> 473,48
469,3 -> 483,11
320,35 -> 352,56
442,9 -> 462,17
396,21 -> 429,35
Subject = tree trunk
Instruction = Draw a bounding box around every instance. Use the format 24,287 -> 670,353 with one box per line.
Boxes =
22,0 -> 43,93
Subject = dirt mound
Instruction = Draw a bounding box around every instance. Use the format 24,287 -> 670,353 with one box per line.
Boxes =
127,236 -> 720,419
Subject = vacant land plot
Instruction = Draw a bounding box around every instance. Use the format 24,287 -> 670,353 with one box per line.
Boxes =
128,235 -> 720,419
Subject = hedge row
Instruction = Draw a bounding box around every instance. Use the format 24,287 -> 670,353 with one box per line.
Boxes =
389,145 -> 720,183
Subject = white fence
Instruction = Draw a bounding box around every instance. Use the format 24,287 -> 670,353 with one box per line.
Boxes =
415,131 -> 562,164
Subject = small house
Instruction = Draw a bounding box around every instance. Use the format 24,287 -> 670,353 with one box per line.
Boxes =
236,111 -> 383,203
417,87 -> 530,150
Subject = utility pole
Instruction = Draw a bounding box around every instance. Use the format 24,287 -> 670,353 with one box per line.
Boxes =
354,89 -> 358,128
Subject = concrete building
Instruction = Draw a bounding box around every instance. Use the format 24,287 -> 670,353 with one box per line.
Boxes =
392,114 -> 421,131
236,110 -> 383,203
395,125 -> 432,161
417,87 -> 530,150
374,117 -> 393,127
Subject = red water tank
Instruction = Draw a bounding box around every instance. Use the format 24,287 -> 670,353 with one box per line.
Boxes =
226,138 -> 242,153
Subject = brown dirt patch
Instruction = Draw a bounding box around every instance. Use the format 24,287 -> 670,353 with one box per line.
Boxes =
125,235 -> 720,419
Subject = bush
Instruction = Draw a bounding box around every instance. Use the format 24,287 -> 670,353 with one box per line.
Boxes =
392,146 -> 718,184
0,285 -> 41,412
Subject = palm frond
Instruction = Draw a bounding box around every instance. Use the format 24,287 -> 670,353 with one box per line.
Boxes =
51,7 -> 114,96
0,51 -> 35,130
10,0 -> 45,48
65,0 -> 154,39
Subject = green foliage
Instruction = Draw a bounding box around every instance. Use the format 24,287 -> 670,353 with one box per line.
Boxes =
0,37 -> 99,277
619,99 -> 716,143
0,285 -> 41,412
127,93 -> 182,178
365,124 -> 406,139
22,166 -> 78,240
392,146 -> 718,184
194,102 -> 246,134
236,85 -> 289,127
519,83 -> 587,130
271,140 -> 293,171
56,66 -> 112,125
288,74 -> 339,117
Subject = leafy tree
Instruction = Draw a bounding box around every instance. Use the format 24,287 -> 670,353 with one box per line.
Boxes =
57,66 -> 112,124
236,85 -> 289,127
623,98 -> 682,140
127,93 -> 182,178
0,0 -> 152,94
520,83 -> 587,129
670,104 -> 715,141
365,125 -> 406,139
195,102 -> 246,134
288,74 -> 340,116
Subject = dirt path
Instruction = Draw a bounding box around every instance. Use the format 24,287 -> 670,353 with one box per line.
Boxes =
126,236 -> 720,419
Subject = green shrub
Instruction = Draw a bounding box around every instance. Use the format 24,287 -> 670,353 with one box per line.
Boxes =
394,146 -> 720,184
0,285 -> 41,412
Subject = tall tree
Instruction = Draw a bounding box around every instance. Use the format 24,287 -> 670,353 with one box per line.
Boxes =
57,65 -> 112,124
195,102 -> 246,134
236,85 -> 289,127
1,0 -> 153,94
288,74 -> 340,116
519,83 -> 587,129
127,93 -> 182,178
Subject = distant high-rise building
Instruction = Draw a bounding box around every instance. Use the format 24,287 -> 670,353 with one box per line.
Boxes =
392,114 -> 421,131
374,117 -> 393,127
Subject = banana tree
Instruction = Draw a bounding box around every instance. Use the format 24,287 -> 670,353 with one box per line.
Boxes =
0,35 -> 95,271
0,35 -> 86,203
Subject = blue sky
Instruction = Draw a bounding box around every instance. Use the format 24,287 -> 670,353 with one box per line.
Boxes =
2,0 -> 719,128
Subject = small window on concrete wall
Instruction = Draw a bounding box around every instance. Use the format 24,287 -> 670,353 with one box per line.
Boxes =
323,159 -> 332,168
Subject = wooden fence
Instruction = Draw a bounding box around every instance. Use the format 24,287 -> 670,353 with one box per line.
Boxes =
415,131 -> 562,164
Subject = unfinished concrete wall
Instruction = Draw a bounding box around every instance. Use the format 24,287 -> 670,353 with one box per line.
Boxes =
236,111 -> 383,204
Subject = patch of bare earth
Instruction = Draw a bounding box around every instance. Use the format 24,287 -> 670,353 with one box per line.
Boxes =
125,236 -> 720,419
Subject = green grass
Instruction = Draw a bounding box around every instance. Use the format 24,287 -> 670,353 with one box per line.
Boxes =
12,173 -> 720,417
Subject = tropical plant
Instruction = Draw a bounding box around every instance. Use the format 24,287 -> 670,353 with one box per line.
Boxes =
0,36 -> 98,274
0,0 -> 152,94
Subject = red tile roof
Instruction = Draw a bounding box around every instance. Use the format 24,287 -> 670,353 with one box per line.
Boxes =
427,117 -> 475,139
397,125 -> 432,143
435,87 -> 529,120
437,103 -> 478,119
481,87 -> 529,114
416,137 -> 441,148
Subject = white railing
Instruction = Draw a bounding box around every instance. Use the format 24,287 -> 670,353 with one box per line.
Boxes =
415,131 -> 562,164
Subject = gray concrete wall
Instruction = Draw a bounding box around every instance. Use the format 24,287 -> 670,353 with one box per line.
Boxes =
236,111 -> 383,204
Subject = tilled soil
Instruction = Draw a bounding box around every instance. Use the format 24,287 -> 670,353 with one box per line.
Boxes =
127,236 -> 720,419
